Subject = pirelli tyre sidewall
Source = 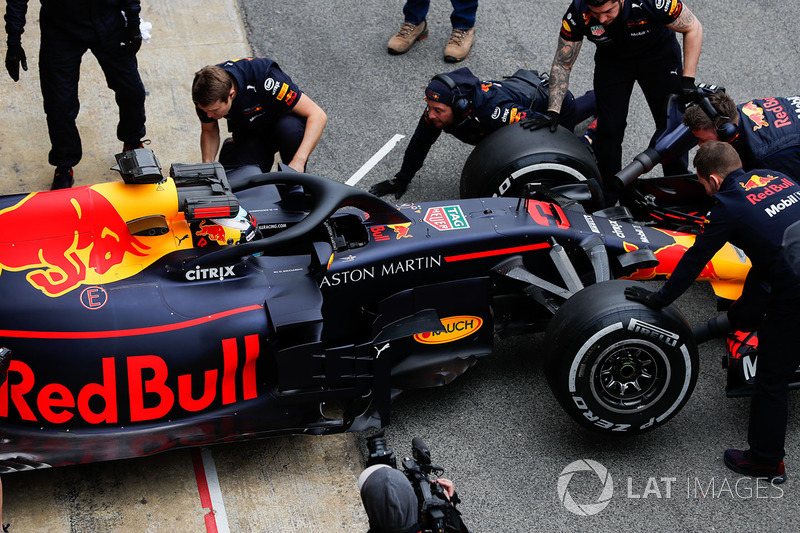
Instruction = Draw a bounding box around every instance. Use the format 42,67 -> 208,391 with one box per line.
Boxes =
459,122 -> 601,198
544,280 -> 699,435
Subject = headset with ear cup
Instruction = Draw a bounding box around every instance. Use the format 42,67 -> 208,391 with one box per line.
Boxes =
431,73 -> 471,118
698,95 -> 738,142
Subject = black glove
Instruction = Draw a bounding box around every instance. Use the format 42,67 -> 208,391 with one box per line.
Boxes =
5,43 -> 27,82
124,17 -> 142,55
520,110 -> 560,133
369,178 -> 408,199
678,76 -> 698,107
624,285 -> 663,309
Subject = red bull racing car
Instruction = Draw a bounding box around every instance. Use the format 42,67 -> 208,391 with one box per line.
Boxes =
0,148 -> 750,472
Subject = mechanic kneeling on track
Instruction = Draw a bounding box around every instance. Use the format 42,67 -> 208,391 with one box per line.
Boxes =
625,141 -> 800,484
683,90 -> 800,181
192,57 -> 327,173
369,67 -> 596,199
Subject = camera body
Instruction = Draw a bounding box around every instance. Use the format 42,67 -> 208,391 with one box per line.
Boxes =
366,432 -> 467,533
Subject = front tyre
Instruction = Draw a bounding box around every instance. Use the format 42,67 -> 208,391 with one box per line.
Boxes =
544,280 -> 698,435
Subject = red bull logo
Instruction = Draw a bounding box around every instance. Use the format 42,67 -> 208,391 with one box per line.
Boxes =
195,221 -> 229,246
0,188 -> 150,297
0,334 -> 259,425
742,101 -> 769,130
740,174 -> 779,192
389,223 -> 412,239
623,231 -> 717,281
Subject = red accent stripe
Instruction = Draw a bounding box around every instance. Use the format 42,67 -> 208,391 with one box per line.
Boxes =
191,448 -> 219,533
195,207 -> 233,217
444,242 -> 550,262
0,304 -> 263,339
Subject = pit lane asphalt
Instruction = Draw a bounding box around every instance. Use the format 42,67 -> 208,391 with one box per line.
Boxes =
2,0 -> 800,531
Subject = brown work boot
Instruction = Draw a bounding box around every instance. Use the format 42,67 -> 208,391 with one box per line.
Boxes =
444,27 -> 475,62
388,20 -> 428,55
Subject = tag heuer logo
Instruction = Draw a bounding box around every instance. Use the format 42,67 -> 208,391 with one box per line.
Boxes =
424,205 -> 470,231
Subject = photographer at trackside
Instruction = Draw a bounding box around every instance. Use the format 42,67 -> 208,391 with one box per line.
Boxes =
682,90 -> 800,181
369,67 -> 596,199
625,141 -> 800,484
359,433 -> 468,532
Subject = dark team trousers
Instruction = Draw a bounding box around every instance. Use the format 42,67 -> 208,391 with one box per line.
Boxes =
39,18 -> 146,169
592,40 -> 684,193
402,0 -> 478,29
748,300 -> 800,465
220,112 -> 307,172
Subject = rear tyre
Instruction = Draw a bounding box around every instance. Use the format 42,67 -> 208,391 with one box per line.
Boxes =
544,280 -> 698,435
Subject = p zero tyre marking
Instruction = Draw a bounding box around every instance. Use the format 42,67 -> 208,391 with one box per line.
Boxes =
568,323 -> 623,392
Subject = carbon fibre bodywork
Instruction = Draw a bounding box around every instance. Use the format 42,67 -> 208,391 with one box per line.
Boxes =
0,158 -> 750,471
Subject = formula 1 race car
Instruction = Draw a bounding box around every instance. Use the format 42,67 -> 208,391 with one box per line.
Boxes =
0,148 -> 750,471
460,83 -> 780,399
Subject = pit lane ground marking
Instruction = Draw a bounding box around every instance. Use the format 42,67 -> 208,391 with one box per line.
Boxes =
345,134 -> 405,186
192,447 -> 231,533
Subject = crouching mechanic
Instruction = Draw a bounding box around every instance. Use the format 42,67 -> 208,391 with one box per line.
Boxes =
625,141 -> 800,484
369,67 -> 596,199
683,90 -> 800,181
192,57 -> 327,172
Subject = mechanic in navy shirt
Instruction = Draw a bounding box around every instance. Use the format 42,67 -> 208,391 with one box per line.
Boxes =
525,0 -> 702,201
626,141 -> 800,484
192,57 -> 327,172
369,67 -> 596,199
683,91 -> 800,182
4,0 -> 147,190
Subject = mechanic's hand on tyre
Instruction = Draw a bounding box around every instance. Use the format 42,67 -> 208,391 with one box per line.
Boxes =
369,179 -> 408,199
520,110 -> 560,133
5,43 -> 27,82
624,285 -> 663,309
124,18 -> 143,55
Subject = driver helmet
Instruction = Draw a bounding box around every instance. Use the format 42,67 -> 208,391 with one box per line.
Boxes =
209,206 -> 259,244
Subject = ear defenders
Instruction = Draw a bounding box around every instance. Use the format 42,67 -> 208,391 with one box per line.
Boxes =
698,95 -> 738,142
431,73 -> 471,118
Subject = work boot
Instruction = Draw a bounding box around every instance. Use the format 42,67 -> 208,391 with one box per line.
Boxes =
723,449 -> 787,484
388,20 -> 428,55
444,28 -> 475,62
51,166 -> 74,190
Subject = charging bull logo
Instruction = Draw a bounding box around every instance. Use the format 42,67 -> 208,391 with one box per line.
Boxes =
0,188 -> 150,297
740,174 -> 778,191
195,221 -> 229,246
622,231 -> 717,281
742,101 -> 769,130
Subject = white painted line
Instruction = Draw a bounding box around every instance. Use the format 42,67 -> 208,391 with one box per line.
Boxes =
201,447 -> 231,533
345,134 -> 405,186
192,447 -> 231,533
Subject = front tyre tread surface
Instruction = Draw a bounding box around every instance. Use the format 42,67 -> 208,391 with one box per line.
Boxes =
544,280 -> 698,435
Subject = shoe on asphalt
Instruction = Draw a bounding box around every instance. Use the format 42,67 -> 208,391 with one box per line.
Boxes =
724,449 -> 787,484
51,167 -> 74,190
444,27 -> 475,63
388,20 -> 428,55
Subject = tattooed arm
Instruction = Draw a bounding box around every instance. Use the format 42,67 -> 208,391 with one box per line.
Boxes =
667,4 -> 703,78
547,36 -> 583,113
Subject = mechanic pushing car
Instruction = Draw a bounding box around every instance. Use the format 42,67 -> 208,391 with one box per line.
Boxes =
683,90 -> 800,181
625,141 -> 800,484
192,57 -> 327,173
369,67 -> 596,199
524,0 -> 703,203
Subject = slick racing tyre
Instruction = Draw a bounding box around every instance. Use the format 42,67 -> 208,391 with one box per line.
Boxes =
544,280 -> 699,435
459,122 -> 602,205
